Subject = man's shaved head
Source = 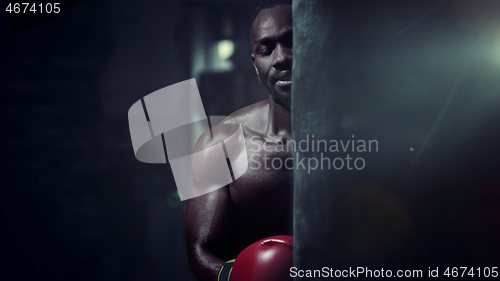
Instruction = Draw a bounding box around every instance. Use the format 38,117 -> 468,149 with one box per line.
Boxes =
252,0 -> 293,24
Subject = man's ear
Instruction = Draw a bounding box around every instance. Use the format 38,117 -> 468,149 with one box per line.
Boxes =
251,54 -> 259,76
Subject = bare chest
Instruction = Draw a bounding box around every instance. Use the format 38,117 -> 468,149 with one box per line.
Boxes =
228,137 -> 293,222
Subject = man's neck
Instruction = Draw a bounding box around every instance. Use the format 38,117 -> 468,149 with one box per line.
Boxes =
267,98 -> 291,139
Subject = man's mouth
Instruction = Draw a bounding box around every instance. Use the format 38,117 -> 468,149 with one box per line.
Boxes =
276,80 -> 292,87
274,71 -> 292,87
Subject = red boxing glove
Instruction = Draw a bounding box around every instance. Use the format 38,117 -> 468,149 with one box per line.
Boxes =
231,235 -> 293,281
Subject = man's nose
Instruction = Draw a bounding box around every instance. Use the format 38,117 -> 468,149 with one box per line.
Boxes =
272,44 -> 292,71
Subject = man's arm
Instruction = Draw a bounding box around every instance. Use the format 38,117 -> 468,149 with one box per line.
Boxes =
185,186 -> 237,281
184,128 -> 242,281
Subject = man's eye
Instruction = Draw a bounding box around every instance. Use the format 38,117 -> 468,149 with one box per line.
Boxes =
258,47 -> 272,56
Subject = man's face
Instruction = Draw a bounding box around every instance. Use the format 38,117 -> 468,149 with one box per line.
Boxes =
251,5 -> 293,109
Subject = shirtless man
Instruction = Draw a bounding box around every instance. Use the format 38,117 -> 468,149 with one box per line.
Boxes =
185,1 -> 293,280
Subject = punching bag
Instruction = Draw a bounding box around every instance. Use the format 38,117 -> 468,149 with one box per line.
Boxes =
293,0 -> 500,278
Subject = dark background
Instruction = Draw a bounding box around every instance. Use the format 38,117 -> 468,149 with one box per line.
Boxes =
1,0 -> 265,280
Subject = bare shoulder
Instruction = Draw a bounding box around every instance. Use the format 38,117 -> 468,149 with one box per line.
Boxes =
194,100 -> 269,152
189,100 -> 268,193
226,99 -> 269,128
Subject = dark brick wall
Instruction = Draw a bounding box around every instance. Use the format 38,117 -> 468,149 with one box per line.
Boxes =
1,1 -> 262,280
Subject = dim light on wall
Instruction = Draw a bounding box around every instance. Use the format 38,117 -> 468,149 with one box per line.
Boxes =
217,39 -> 235,61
